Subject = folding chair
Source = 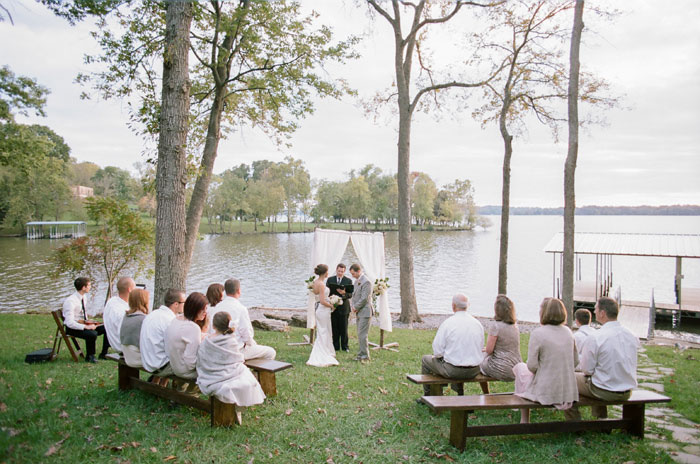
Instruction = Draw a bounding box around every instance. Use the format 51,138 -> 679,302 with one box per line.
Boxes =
51,309 -> 85,362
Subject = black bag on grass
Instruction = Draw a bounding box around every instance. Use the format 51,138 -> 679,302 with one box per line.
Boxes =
25,348 -> 55,364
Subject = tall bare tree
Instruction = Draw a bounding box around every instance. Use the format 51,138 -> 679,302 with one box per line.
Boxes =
154,1 -> 192,305
563,0 -> 585,325
366,0 -> 499,323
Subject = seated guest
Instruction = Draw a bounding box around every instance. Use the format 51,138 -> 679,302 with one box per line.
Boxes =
120,288 -> 150,368
566,297 -> 639,420
103,276 -> 135,355
573,308 -> 596,359
480,295 -> 522,381
140,288 -> 185,380
62,277 -> 109,363
206,283 -> 224,308
166,292 -> 209,380
421,293 -> 484,396
514,298 -> 578,423
197,312 -> 265,407
209,279 -> 276,361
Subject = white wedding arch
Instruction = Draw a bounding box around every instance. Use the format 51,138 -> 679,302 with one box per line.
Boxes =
306,228 -> 392,333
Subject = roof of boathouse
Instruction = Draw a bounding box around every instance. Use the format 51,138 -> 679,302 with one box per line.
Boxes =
543,232 -> 700,259
26,221 -> 86,226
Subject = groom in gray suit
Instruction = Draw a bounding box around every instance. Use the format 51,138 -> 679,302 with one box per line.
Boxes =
350,263 -> 373,361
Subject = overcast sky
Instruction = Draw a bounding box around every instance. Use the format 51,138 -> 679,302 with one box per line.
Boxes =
1,0 -> 698,207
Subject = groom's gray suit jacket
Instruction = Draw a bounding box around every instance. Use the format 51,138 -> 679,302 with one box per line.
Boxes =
352,274 -> 373,318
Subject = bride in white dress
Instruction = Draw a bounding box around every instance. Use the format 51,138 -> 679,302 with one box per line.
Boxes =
307,264 -> 339,367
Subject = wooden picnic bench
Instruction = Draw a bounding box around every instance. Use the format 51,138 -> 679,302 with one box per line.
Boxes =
407,373 -> 499,396
106,354 -> 293,426
421,390 -> 671,451
244,358 -> 293,397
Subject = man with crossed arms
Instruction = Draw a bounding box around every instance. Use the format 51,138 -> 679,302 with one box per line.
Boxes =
566,296 -> 639,420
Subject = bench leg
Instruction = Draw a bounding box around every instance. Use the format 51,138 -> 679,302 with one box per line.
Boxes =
211,397 -> 241,427
257,371 -> 277,397
429,384 -> 444,396
479,381 -> 490,394
623,404 -> 645,438
118,363 -> 139,391
449,410 -> 468,451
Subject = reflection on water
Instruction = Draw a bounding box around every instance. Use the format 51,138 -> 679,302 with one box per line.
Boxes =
1,216 -> 698,323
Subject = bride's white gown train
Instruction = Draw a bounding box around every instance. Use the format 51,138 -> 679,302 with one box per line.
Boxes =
306,286 -> 339,367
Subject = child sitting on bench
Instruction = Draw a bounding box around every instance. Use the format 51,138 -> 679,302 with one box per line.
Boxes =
196,312 -> 265,407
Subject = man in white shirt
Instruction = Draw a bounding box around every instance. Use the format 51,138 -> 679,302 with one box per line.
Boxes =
140,288 -> 185,378
421,293 -> 484,396
102,277 -> 135,355
573,308 -> 596,359
566,297 -> 639,420
209,279 -> 275,361
62,277 -> 109,363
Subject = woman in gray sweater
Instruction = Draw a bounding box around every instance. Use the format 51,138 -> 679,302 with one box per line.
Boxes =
120,289 -> 150,368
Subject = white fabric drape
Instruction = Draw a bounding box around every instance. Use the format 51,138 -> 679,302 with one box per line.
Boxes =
307,229 -> 350,328
306,229 -> 392,333
350,232 -> 391,332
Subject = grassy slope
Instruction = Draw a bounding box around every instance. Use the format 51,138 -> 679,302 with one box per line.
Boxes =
0,314 -> 671,463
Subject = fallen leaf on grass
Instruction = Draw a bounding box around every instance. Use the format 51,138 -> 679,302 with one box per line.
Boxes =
285,409 -> 293,416
317,408 -> 327,414
45,378 -> 53,386
130,441 -> 141,448
111,445 -> 123,452
163,456 -> 177,462
0,403 -> 7,412
150,447 -> 158,453
59,411 -> 69,419
344,451 -> 358,458
378,387 -> 388,395
44,436 -> 68,457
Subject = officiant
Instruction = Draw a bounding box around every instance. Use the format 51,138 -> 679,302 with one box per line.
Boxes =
327,263 -> 353,352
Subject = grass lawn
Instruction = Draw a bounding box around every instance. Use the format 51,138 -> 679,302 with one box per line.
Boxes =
643,345 -> 700,424
0,314 -> 674,463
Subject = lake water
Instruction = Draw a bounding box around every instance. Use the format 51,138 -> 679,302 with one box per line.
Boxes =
1,215 -> 698,323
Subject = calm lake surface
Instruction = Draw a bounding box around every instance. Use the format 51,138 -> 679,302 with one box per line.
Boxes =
1,215 -> 698,323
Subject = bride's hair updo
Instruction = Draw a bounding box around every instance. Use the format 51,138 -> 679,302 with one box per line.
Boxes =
314,264 -> 328,276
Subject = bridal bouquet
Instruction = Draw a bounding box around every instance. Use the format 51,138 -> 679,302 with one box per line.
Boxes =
328,294 -> 342,311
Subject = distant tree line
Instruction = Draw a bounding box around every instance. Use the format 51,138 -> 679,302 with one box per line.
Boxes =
205,158 -> 481,232
478,205 -> 700,215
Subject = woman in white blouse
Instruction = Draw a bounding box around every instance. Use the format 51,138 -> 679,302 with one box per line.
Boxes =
165,292 -> 209,379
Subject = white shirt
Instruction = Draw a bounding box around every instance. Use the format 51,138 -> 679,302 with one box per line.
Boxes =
579,320 -> 639,392
432,311 -> 484,367
103,295 -> 129,352
165,319 -> 201,379
208,295 -> 254,350
62,291 -> 88,331
139,305 -> 177,372
573,324 -> 596,358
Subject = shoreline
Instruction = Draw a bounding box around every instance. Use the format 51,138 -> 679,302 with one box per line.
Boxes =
11,307 -> 700,348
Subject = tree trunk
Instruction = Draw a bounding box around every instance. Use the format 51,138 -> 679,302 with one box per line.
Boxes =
287,200 -> 292,233
563,0 -> 584,326
183,87 -> 225,268
498,110 -> 513,295
153,2 -> 192,307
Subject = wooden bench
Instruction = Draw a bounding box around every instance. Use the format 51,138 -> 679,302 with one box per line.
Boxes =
407,373 -> 498,396
244,358 -> 293,397
422,390 -> 671,451
106,354 -> 242,426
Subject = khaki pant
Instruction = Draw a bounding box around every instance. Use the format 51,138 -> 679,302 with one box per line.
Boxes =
565,372 -> 631,420
242,343 -> 276,361
421,355 -> 480,395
